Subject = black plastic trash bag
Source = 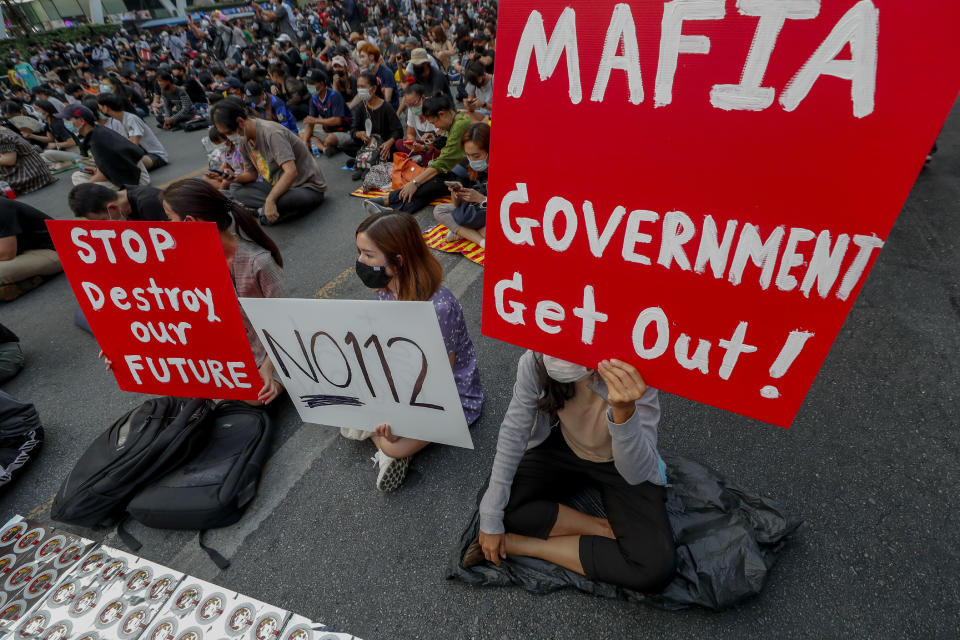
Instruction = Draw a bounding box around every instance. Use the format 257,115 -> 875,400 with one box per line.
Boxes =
448,452 -> 802,611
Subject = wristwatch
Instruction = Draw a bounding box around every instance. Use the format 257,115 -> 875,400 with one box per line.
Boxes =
412,178 -> 419,186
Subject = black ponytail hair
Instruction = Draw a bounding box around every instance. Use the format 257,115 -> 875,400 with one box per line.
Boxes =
422,91 -> 454,118
161,178 -> 284,268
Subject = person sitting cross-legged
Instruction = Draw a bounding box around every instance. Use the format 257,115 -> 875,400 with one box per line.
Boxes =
0,198 -> 62,301
208,98 -> 326,225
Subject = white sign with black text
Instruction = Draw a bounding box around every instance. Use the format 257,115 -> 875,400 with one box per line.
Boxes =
240,298 -> 473,449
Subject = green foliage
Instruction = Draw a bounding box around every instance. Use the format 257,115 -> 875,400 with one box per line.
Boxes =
1,24 -> 121,74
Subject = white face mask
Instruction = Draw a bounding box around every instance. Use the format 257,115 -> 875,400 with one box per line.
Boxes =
357,87 -> 372,101
542,355 -> 591,384
227,133 -> 246,146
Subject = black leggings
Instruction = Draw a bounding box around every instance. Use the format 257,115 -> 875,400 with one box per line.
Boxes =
503,428 -> 676,593
385,172 -> 461,213
232,182 -> 325,222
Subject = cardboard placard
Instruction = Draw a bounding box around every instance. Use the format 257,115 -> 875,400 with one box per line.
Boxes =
240,298 -> 473,449
481,0 -> 960,426
46,221 -> 260,402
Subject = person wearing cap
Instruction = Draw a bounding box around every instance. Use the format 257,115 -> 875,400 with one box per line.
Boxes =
58,104 -> 149,190
407,47 -> 452,101
209,98 -> 326,225
244,81 -> 298,134
0,126 -> 54,196
156,71 -> 196,130
96,94 -> 168,171
300,69 -> 352,156
329,55 -> 358,105
357,42 -> 398,110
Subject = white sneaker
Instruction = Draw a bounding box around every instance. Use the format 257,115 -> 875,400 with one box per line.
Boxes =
340,427 -> 374,440
445,230 -> 460,243
372,449 -> 410,492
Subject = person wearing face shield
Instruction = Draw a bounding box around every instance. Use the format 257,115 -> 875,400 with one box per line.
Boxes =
244,81 -> 299,134
465,351 -> 677,594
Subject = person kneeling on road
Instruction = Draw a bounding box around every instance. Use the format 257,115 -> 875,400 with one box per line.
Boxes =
348,209 -> 483,492
0,199 -> 63,302
208,98 -> 326,225
466,353 -> 676,595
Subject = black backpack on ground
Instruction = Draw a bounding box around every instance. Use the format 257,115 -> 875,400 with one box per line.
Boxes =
182,116 -> 211,132
0,391 -> 43,490
51,397 -> 213,527
127,401 -> 273,530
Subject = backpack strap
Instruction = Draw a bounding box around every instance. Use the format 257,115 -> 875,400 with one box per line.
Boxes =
116,516 -> 143,552
198,531 -> 231,570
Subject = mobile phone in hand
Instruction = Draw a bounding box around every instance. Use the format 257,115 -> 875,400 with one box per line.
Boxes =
444,181 -> 463,191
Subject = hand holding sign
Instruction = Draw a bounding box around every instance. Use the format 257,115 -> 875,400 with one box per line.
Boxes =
47,220 -> 260,401
483,0 -> 960,426
240,298 -> 473,449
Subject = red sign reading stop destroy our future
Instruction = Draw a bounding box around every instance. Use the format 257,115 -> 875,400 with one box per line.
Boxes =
481,0 -> 960,426
47,220 -> 260,401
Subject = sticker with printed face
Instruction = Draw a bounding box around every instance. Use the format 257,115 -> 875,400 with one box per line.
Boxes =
224,603 -> 255,635
15,610 -> 48,638
148,575 -> 177,602
118,606 -> 152,639
25,569 -> 58,599
79,552 -> 107,575
100,558 -> 127,583
0,553 -> 16,574
252,613 -> 284,640
40,620 -> 71,640
0,523 -> 25,547
49,581 -> 76,607
146,618 -> 178,640
71,587 -> 101,616
53,543 -> 87,570
172,584 -> 202,615
5,563 -> 37,591
0,599 -> 26,621
124,567 -> 153,594
196,592 -> 226,623
175,628 -> 203,640
35,535 -> 66,563
14,528 -> 46,554
94,598 -> 126,629
284,626 -> 313,640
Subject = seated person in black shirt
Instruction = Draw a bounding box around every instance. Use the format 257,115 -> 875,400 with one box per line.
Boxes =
157,71 -> 197,130
57,104 -> 149,190
0,199 -> 62,301
68,183 -> 167,221
346,71 -> 404,167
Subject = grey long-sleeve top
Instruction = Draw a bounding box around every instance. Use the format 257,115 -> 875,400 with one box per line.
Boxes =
478,350 -> 664,535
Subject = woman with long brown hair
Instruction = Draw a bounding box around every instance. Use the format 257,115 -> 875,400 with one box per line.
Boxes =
161,178 -> 287,405
352,210 -> 483,491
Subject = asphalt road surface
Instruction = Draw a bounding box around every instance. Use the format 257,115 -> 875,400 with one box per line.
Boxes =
1,102 -> 958,639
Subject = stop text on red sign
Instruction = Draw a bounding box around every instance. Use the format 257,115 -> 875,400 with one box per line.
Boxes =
47,220 -> 260,401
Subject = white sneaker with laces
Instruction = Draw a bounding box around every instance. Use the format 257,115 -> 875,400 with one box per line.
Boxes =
371,449 -> 410,492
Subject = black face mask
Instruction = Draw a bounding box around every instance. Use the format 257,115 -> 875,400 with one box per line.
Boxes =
355,260 -> 392,289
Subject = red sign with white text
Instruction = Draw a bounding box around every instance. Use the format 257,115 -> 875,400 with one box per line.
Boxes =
481,0 -> 960,426
47,220 -> 260,401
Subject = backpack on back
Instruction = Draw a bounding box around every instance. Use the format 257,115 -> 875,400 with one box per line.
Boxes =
51,396 -> 213,528
127,401 -> 273,530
